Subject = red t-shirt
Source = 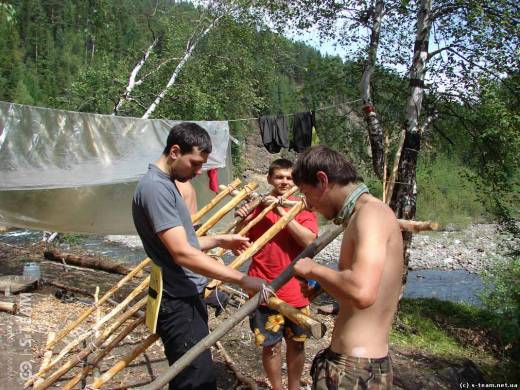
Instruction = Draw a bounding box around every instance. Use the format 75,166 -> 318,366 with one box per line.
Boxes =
247,198 -> 318,307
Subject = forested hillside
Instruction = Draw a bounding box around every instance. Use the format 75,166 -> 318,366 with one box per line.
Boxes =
0,0 -> 518,226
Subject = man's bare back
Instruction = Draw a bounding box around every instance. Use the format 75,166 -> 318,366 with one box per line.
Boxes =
331,194 -> 403,358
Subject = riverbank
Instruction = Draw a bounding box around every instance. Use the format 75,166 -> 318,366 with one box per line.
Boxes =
315,223 -> 517,273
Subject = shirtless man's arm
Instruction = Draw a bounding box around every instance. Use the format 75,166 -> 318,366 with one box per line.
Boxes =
294,202 -> 393,309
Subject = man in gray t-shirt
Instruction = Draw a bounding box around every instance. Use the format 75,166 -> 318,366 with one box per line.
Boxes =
132,122 -> 263,390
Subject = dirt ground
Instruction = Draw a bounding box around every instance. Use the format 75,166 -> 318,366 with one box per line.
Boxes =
0,241 -> 489,390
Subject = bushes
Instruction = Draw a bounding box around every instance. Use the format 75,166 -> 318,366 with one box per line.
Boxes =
481,255 -> 520,360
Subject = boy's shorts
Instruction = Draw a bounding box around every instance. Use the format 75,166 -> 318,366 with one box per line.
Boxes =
249,305 -> 310,347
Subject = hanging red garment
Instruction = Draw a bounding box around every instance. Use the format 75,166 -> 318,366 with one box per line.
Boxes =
207,168 -> 219,193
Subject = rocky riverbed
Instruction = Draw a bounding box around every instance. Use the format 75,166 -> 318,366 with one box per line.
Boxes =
108,223 -> 518,274
315,223 -> 517,273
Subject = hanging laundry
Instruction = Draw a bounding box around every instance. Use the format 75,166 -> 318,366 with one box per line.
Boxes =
290,111 -> 315,153
258,115 -> 289,154
207,168 -> 219,193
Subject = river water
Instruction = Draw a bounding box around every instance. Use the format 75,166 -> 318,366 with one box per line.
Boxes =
0,229 -> 485,307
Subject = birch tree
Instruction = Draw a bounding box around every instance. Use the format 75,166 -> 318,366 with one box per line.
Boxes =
113,1 -> 251,118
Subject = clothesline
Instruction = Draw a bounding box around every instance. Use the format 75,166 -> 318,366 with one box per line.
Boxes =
226,98 -> 363,123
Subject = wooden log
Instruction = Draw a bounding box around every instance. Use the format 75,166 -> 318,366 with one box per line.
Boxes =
192,178 -> 241,224
61,316 -> 145,390
204,200 -> 305,296
141,225 -> 345,390
33,332 -> 55,389
267,296 -> 326,339
87,333 -> 160,389
45,257 -> 150,350
216,341 -> 257,390
43,250 -> 134,275
45,279 -> 95,297
0,301 -> 17,314
398,219 -> 439,233
196,182 -> 258,236
26,275 -> 150,387
33,297 -> 147,390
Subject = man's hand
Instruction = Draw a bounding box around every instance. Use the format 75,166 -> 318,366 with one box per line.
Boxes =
218,234 -> 250,255
239,275 -> 265,296
293,257 -> 317,279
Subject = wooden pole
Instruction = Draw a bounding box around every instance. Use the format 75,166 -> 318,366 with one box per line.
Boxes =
26,276 -> 150,387
88,333 -> 160,389
196,182 -> 258,236
33,297 -> 147,390
61,316 -> 145,390
267,296 -> 326,339
213,187 -> 299,258
142,225 -> 345,390
398,219 -> 439,233
46,257 -> 150,350
204,201 -> 305,295
216,341 -> 257,390
33,332 -> 55,389
192,178 -> 241,224
0,301 -> 17,314
385,128 -> 406,204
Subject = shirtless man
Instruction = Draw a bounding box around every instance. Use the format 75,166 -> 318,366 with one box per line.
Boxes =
175,180 -> 197,216
291,145 -> 403,389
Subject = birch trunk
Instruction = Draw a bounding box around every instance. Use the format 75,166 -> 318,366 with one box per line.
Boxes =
360,0 -> 385,180
389,0 -> 433,286
113,38 -> 158,115
142,14 -> 223,119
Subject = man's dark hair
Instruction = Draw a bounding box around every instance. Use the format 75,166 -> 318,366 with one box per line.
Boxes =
292,145 -> 362,186
268,158 -> 293,177
163,122 -> 212,155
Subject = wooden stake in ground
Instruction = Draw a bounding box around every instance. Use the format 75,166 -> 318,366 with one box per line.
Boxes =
45,257 -> 150,350
33,332 -> 55,389
61,316 -> 145,390
32,297 -> 147,390
25,276 -> 150,387
88,333 -> 160,389
191,178 -> 241,224
196,182 -> 258,236
204,200 -> 305,295
142,225 -> 345,390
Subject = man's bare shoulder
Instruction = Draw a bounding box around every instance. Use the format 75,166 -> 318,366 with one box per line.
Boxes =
354,195 -> 400,232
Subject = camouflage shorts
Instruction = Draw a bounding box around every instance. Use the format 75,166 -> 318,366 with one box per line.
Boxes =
310,348 -> 393,390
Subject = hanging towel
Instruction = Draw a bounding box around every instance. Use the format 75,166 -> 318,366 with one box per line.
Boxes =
207,168 -> 219,193
258,115 -> 289,154
291,111 -> 315,153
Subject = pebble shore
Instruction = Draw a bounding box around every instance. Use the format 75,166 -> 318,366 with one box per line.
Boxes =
107,224 -> 518,274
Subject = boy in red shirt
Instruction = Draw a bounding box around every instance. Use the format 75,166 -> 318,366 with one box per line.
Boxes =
236,159 -> 318,390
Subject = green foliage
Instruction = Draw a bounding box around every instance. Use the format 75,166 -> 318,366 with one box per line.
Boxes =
415,154 -> 487,227
481,255 -> 520,361
393,298 -> 519,382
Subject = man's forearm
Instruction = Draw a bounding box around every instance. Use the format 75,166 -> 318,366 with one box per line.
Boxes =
198,235 -> 223,251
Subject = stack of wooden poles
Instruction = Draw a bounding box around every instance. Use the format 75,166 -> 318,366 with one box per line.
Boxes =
25,178 -> 438,389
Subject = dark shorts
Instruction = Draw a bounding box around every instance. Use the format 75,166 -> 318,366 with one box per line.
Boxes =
310,348 -> 393,390
249,305 -> 310,347
157,294 -> 217,390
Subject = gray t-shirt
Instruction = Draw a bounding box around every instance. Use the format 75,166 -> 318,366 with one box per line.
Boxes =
132,164 -> 207,297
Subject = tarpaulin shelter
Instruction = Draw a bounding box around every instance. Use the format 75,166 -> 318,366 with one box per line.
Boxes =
0,101 -> 233,234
